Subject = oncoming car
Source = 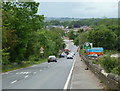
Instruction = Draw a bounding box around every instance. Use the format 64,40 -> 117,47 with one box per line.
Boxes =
48,56 -> 57,63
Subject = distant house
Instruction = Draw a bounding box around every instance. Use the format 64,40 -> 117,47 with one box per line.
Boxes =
51,25 -> 64,29
80,26 -> 92,31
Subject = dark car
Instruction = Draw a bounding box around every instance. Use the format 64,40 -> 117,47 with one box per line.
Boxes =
48,56 -> 57,63
59,52 -> 66,58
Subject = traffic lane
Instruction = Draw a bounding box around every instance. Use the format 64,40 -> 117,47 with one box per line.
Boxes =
2,62 -> 58,88
2,58 -> 63,88
3,40 -> 77,89
67,41 -> 77,54
3,58 -> 74,89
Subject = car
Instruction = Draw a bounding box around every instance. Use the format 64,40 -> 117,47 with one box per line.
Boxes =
64,49 -> 70,52
64,49 -> 71,55
69,52 -> 75,56
64,51 -> 70,55
48,56 -> 57,63
67,54 -> 73,59
87,54 -> 98,58
59,52 -> 66,58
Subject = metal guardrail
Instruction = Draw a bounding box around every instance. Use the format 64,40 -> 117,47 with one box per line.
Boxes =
81,55 -> 120,91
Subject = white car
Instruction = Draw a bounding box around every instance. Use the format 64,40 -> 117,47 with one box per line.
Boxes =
69,52 -> 75,57
67,54 -> 73,59
48,56 -> 57,63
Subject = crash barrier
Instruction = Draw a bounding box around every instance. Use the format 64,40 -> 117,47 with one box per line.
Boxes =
80,55 -> 120,91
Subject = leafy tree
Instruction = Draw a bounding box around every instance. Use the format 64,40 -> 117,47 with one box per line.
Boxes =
2,2 -> 44,63
67,30 -> 77,40
88,29 -> 116,50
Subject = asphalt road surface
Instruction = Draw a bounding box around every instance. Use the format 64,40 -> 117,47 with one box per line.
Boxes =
2,40 -> 77,89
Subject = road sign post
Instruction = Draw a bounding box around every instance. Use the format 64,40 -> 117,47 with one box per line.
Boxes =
83,42 -> 92,49
40,47 -> 44,58
40,47 -> 44,54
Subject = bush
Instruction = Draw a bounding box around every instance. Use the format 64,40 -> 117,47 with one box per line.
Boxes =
111,66 -> 120,75
29,55 -> 39,62
99,56 -> 120,75
2,52 -> 10,65
92,60 -> 97,64
80,49 -> 86,55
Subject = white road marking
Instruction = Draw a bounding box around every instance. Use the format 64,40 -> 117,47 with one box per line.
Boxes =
40,70 -> 42,71
3,72 -> 9,74
34,72 -> 36,74
64,57 -> 76,89
16,72 -> 30,74
24,75 -> 29,78
11,80 -> 17,84
31,65 -> 37,67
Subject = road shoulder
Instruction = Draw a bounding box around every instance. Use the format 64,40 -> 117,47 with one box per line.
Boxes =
68,52 -> 104,89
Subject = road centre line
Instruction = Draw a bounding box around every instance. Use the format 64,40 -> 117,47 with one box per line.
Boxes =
24,75 -> 29,78
40,70 -> 42,71
34,72 -> 36,74
11,80 -> 17,84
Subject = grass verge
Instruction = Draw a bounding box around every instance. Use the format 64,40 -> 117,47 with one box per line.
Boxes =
2,59 -> 47,73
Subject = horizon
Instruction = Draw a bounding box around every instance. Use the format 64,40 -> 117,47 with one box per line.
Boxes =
44,16 -> 118,19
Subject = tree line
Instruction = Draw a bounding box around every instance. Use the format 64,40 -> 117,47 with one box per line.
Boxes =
2,2 -> 65,69
63,19 -> 119,51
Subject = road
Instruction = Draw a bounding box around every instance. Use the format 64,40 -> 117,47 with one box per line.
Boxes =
2,40 -> 77,89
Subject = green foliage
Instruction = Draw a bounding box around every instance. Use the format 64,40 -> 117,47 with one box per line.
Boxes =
74,26 -> 117,50
2,2 -> 44,62
80,49 -> 86,55
2,2 -> 64,71
92,60 -> 97,64
111,66 -> 120,75
74,31 -> 89,46
88,29 -> 116,50
74,36 -> 79,46
67,30 -> 77,40
2,52 -> 10,65
99,56 -> 120,75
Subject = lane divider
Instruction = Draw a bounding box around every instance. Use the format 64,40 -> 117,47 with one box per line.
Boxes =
11,80 -> 17,84
24,75 -> 29,78
34,72 -> 36,74
40,70 -> 42,72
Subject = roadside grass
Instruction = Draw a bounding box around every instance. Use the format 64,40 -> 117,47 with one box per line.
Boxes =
80,49 -> 86,55
98,56 -> 120,75
2,59 -> 47,73
104,50 -> 120,56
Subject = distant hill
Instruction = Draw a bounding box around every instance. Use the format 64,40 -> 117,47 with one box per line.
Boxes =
44,17 -> 82,22
44,17 -> 117,22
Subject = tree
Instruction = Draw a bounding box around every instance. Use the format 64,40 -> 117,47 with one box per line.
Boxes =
2,2 -> 44,63
67,30 -> 77,40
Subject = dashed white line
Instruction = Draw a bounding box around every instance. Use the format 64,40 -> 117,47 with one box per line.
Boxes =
3,72 -> 9,74
34,72 -> 36,74
24,75 -> 29,78
40,70 -> 42,71
16,72 -> 30,74
11,80 -> 17,84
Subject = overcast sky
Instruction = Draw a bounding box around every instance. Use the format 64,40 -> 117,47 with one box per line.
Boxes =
36,1 -> 119,18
